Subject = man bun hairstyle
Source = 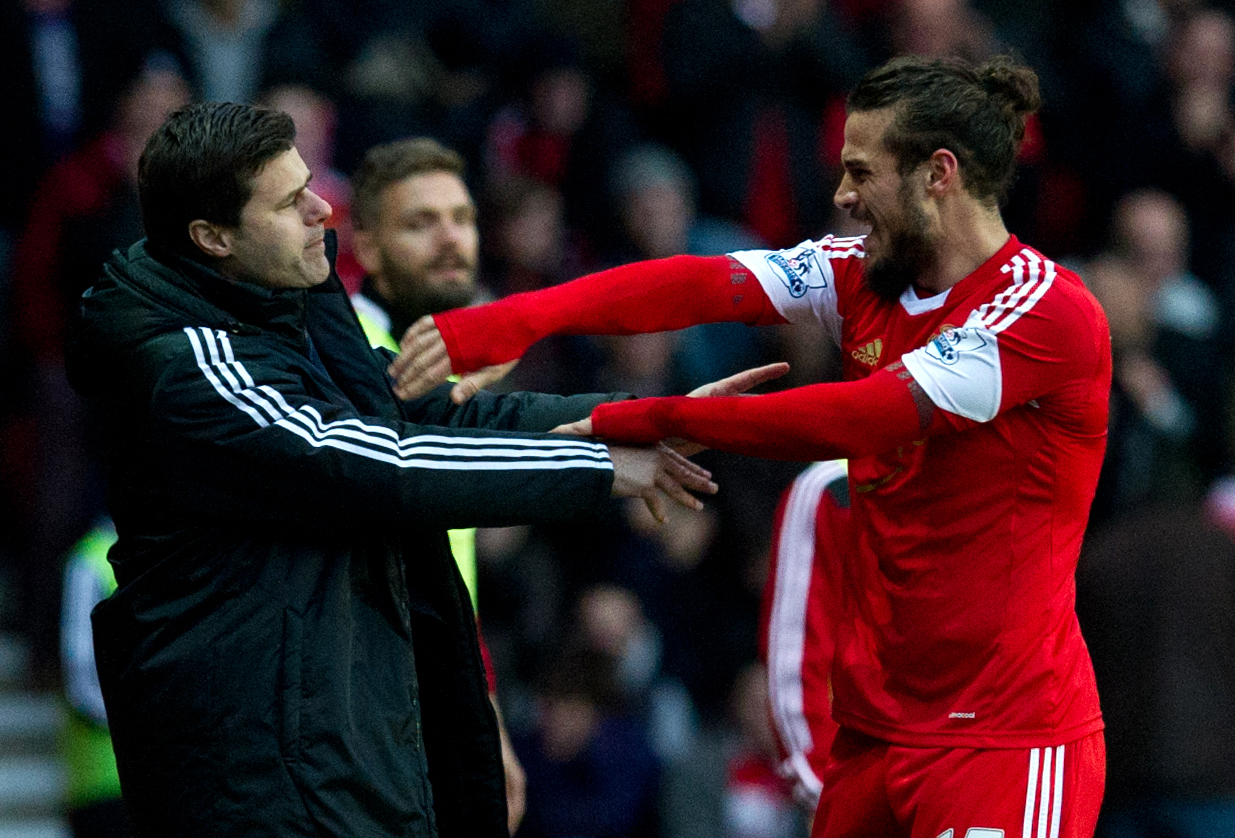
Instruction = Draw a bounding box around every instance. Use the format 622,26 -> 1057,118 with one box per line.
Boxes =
139,102 -> 296,258
351,138 -> 466,232
848,54 -> 1041,205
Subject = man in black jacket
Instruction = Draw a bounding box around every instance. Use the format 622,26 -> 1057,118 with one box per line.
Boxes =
66,102 -> 718,837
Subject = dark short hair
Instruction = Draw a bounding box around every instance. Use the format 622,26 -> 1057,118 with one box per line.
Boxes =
848,55 -> 1041,205
351,138 -> 466,231
138,102 -> 296,257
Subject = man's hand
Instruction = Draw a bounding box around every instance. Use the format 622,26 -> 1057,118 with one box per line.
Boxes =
607,443 -> 718,522
665,361 -> 791,455
491,695 -> 526,835
388,315 -> 517,402
685,362 -> 789,399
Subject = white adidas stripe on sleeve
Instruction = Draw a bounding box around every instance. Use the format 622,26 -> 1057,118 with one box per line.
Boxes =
185,327 -> 614,473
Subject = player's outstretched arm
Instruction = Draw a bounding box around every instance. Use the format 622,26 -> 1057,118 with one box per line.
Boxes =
551,362 -> 792,455
586,364 -> 941,462
388,255 -> 786,399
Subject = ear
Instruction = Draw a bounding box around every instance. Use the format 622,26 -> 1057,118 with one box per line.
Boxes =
352,228 -> 382,275
926,148 -> 960,195
188,219 -> 234,259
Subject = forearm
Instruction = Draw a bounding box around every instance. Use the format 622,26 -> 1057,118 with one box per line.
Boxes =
591,366 -> 929,461
434,255 -> 786,372
411,384 -> 630,434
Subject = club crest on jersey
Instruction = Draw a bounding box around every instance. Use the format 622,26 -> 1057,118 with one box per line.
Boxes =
926,327 -> 988,365
766,247 -> 826,298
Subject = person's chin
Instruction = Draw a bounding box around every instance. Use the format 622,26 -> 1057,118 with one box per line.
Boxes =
433,267 -> 474,287
305,255 -> 331,285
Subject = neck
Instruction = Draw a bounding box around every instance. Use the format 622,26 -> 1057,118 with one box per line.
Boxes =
365,275 -> 426,341
916,199 -> 1010,295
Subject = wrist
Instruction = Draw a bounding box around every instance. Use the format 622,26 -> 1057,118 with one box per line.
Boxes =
435,296 -> 539,372
592,398 -> 667,445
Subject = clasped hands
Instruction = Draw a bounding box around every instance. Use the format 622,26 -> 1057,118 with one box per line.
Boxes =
389,314 -> 789,522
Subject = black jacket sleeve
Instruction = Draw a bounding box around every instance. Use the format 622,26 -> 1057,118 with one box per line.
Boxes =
134,327 -> 616,532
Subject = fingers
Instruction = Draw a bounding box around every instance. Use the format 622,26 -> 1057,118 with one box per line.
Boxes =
658,443 -> 716,493
388,317 -> 453,399
724,361 -> 791,394
664,437 -> 707,458
549,418 -> 593,436
391,355 -> 452,400
686,361 -> 791,398
449,360 -> 520,405
653,471 -> 704,512
644,443 -> 717,517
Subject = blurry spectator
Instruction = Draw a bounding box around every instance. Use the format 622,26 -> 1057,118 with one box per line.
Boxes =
888,0 -> 1001,61
59,519 -> 130,838
12,59 -> 190,365
1083,6 -> 1235,293
1158,7 -> 1235,289
594,331 -> 682,398
0,0 -> 173,233
484,37 -> 642,251
659,0 -> 867,247
608,142 -> 764,262
259,83 -> 360,289
331,1 -> 516,171
607,143 -> 769,390
480,175 -> 603,395
348,135 -> 530,833
8,60 -> 190,683
164,0 -> 278,102
723,662 -> 804,838
3,0 -> 82,231
1077,495 -> 1235,838
576,583 -> 698,763
609,495 -> 760,726
1086,189 -> 1224,522
482,175 -> 592,297
515,646 -> 660,838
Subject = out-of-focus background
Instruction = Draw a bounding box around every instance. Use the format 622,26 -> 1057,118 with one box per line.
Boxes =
3,1 -> 1235,836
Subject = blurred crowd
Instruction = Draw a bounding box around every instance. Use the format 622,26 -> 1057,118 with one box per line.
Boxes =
4,0 -> 1235,836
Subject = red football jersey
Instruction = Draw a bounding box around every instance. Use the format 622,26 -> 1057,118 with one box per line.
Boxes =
735,234 -> 1110,748
761,460 -> 849,808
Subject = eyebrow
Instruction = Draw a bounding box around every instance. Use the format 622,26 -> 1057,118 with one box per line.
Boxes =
280,172 -> 313,206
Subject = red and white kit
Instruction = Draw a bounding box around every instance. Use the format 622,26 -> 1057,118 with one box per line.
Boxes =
722,235 -> 1109,751
434,232 -> 1112,836
760,460 -> 849,810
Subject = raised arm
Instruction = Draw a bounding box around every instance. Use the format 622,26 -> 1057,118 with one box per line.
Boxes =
389,255 -> 787,399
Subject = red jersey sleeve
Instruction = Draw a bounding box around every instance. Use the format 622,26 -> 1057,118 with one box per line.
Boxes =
899,256 -> 1111,436
434,255 -> 787,373
590,364 -> 928,461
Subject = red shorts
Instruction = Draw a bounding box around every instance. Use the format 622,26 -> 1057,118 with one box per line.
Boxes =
811,727 -> 1105,838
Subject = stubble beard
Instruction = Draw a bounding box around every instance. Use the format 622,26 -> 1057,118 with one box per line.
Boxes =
862,189 -> 936,303
383,250 -> 477,319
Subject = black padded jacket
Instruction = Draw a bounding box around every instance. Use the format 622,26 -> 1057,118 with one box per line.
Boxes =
67,235 -> 620,837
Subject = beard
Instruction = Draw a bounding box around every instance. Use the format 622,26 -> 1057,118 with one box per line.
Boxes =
862,189 -> 936,302
382,249 -> 477,319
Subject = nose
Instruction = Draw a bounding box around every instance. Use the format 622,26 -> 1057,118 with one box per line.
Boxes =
440,218 -> 470,248
305,188 -> 332,224
834,177 -> 857,211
